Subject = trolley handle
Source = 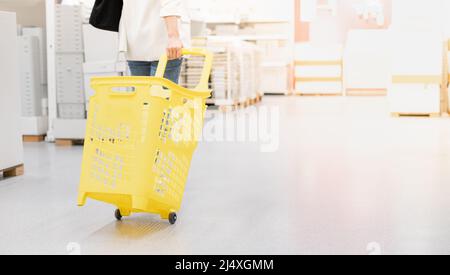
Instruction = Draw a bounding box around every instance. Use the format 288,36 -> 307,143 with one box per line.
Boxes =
155,48 -> 213,91
91,77 -> 154,97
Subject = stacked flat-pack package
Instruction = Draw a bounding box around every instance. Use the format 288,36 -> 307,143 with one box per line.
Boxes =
257,39 -> 290,95
18,36 -> 44,118
295,43 -> 343,95
210,38 -> 260,104
184,56 -> 208,90
55,4 -> 86,119
180,37 -> 261,106
344,30 -> 390,94
22,27 -> 47,91
388,0 -> 446,115
238,43 -> 260,101
388,31 -> 443,115
18,35 -> 48,136
0,11 -> 24,172
210,52 -> 228,100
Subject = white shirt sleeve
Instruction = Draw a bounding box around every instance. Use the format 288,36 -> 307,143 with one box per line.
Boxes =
160,0 -> 183,17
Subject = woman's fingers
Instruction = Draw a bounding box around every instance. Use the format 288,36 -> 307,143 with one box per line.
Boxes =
167,37 -> 183,60
167,48 -> 174,60
167,47 -> 181,60
168,48 -> 175,59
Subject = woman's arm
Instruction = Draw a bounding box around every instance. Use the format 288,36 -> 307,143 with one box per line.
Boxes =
164,16 -> 183,60
161,0 -> 184,59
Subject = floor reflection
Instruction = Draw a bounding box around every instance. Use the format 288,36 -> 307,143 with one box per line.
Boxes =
90,214 -> 173,240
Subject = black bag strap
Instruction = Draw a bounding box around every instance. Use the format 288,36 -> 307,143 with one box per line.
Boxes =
89,0 -> 123,32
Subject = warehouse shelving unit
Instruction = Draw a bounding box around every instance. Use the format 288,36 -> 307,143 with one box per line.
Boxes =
219,35 -> 292,96
45,0 -> 85,141
45,0 -> 125,142
183,0 -> 297,107
198,0 -> 295,95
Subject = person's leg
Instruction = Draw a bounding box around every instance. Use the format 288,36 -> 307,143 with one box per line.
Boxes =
128,61 -> 152,76
149,58 -> 183,84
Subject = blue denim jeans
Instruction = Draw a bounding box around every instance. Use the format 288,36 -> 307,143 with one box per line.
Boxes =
128,58 -> 183,84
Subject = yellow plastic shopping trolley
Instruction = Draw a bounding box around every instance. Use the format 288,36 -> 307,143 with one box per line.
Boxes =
77,48 -> 213,224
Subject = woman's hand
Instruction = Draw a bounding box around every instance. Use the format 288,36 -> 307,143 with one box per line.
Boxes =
167,36 -> 183,60
164,16 -> 183,60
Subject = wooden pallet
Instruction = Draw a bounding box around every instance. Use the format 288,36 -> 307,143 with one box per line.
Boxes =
218,105 -> 236,112
206,100 -> 237,112
295,93 -> 342,97
391,113 -> 441,118
251,95 -> 263,104
236,99 -> 251,109
55,139 -> 84,147
23,135 -> 46,143
346,89 -> 387,96
1,164 -> 24,178
211,95 -> 263,112
249,98 -> 258,105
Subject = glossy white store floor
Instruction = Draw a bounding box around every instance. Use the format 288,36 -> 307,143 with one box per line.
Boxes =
1,96 -> 450,255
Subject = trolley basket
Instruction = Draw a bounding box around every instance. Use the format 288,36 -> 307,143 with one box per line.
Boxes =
77,48 -> 213,224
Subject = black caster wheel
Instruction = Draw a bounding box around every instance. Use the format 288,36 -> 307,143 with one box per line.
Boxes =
169,212 -> 177,225
115,209 -> 122,221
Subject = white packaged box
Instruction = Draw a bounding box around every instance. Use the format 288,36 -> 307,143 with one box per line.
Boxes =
390,30 -> 443,76
294,43 -> 343,94
448,52 -> 450,72
445,1 -> 450,39
388,83 -> 441,114
295,43 -> 343,61
256,40 -> 290,64
21,116 -> 48,136
22,27 -> 47,85
55,5 -> 83,53
83,61 -> 127,74
18,36 -> 45,117
56,53 -> 85,104
241,23 -> 291,36
296,82 -> 343,94
387,30 -> 443,114
82,24 -> 119,62
214,25 -> 239,35
53,119 -> 86,140
260,65 -> 289,94
0,11 -> 24,171
391,0 -> 446,33
58,103 -> 86,119
344,30 -> 390,89
295,65 -> 342,78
